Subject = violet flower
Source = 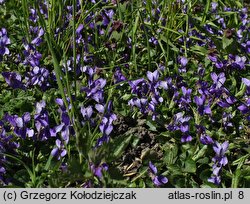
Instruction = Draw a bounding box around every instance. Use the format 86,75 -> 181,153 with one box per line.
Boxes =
2,72 -> 26,90
0,124 -> 19,185
81,106 -> 93,120
178,56 -> 188,73
242,78 -> 250,95
102,9 -> 114,26
26,66 -> 50,91
180,122 -> 193,143
129,78 -> 149,97
30,26 -> 44,47
229,55 -> 247,70
23,42 -> 42,67
147,70 -> 159,84
50,98 -> 73,144
211,2 -> 218,12
176,86 -> 192,110
34,101 -> 51,141
217,95 -> 236,108
90,163 -> 108,179
0,28 -> 10,60
51,139 -> 67,160
76,24 -> 84,44
148,161 -> 168,187
179,56 -> 188,67
96,101 -> 117,147
114,68 -> 127,84
194,95 -> 212,115
208,141 -> 229,185
208,175 -> 221,185
222,112 -> 233,130
210,72 -> 226,89
128,97 -> 148,114
81,78 -> 106,103
196,124 -> 214,145
149,37 -> 158,45
4,113 -> 34,139
168,112 -> 191,132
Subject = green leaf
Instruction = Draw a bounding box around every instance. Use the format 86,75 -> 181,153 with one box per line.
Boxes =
146,120 -> 157,132
190,45 -> 208,55
163,143 -> 178,165
110,31 -> 122,41
44,155 -> 53,171
232,169 -> 241,188
232,154 -> 249,167
183,159 -> 196,173
13,169 -> 30,186
192,145 -> 208,161
167,165 -> 183,176
222,37 -> 233,50
160,35 -> 179,52
108,135 -> 133,160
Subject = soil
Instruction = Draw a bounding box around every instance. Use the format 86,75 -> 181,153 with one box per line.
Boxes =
111,115 -> 163,177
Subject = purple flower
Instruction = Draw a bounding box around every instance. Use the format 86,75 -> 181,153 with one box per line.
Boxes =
34,101 -> 50,141
50,98 -> 73,144
208,175 -> 221,185
29,8 -> 38,23
222,112 -> 233,130
238,104 -> 249,114
81,106 -> 93,120
153,175 -> 168,186
129,78 -> 149,97
208,141 -> 229,185
148,162 -> 168,186
147,70 -> 159,83
0,124 -> 19,185
76,24 -> 84,34
26,66 -> 50,90
81,78 -> 106,103
0,28 -> 11,59
217,95 -> 236,108
96,101 -> 117,147
200,135 -> 214,145
208,53 -> 218,62
51,139 -> 67,160
90,163 -> 108,179
241,41 -> 250,54
196,124 -> 214,145
23,42 -> 42,67
181,134 -> 193,143
179,56 -> 188,67
194,95 -> 212,115
241,78 -> 250,96
149,37 -> 158,45
114,68 -> 127,84
128,98 -> 148,114
2,72 -> 25,90
31,27 -> 44,46
242,78 -> 250,86
213,141 -> 229,162
149,161 -> 158,174
230,55 -> 247,70
210,72 -> 226,89
177,86 -> 192,110
211,2 -> 218,11
102,9 -> 114,26
76,24 -> 84,44
4,113 -> 34,139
